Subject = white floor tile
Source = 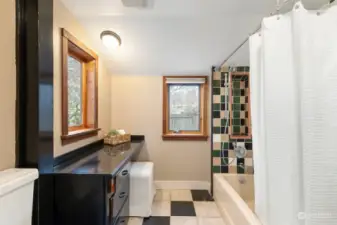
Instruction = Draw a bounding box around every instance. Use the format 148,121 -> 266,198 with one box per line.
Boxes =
170,190 -> 193,201
193,202 -> 221,217
197,217 -> 226,225
127,217 -> 143,225
170,216 -> 198,225
151,201 -> 171,216
155,190 -> 171,201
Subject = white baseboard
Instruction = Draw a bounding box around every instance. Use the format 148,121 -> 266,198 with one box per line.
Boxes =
155,180 -> 210,191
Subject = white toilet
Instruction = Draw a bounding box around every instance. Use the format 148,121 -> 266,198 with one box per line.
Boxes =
0,169 -> 39,225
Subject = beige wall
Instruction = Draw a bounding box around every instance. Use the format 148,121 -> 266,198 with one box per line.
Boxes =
111,76 -> 211,182
0,0 -> 16,170
54,0 -> 111,157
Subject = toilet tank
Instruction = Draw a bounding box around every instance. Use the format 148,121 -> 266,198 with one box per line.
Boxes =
0,169 -> 39,225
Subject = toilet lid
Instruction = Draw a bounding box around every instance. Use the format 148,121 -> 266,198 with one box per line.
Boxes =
0,169 -> 38,197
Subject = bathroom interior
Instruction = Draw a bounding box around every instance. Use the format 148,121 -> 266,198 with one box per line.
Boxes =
1,0 -> 337,225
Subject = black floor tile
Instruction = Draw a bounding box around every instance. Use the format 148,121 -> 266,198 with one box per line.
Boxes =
142,217 -> 170,225
191,190 -> 214,201
171,201 -> 196,216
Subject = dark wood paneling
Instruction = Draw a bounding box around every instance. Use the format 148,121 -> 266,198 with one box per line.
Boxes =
16,0 -> 54,224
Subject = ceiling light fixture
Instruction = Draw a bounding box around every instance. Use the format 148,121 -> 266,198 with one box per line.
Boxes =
100,31 -> 122,49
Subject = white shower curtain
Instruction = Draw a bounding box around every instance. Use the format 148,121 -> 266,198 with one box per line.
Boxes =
250,2 -> 337,225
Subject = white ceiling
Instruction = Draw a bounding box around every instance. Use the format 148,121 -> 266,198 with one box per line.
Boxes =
61,0 -> 330,75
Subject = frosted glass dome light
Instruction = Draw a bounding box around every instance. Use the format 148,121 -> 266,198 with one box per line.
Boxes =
100,31 -> 121,49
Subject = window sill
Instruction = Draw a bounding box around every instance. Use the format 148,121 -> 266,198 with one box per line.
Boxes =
61,128 -> 101,145
162,134 -> 208,141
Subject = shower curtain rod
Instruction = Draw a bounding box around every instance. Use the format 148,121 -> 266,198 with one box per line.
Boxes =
216,0 -> 335,70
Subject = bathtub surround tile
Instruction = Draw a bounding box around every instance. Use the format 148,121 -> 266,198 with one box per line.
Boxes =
221,134 -> 229,142
213,142 -> 221,150
245,158 -> 253,166
151,201 -> 171,216
245,166 -> 254,174
221,166 -> 228,173
171,202 -> 196,217
213,127 -> 221,134
191,190 -> 213,201
170,217 -> 198,225
142,217 -> 170,225
212,134 -> 221,143
220,150 -> 228,158
229,166 -> 237,173
229,158 -> 237,165
213,118 -> 220,127
212,150 -> 220,157
193,202 -> 221,217
213,95 -> 220,104
213,157 -> 221,166
246,151 -> 253,158
212,70 -> 254,174
155,190 -> 171,201
212,166 -> 220,173
170,190 -> 193,201
212,80 -> 220,87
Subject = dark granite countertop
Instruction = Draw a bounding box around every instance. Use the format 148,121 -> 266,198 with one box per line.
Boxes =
54,139 -> 144,177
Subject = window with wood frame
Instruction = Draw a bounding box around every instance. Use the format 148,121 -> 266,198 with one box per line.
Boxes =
162,76 -> 208,140
61,29 -> 99,145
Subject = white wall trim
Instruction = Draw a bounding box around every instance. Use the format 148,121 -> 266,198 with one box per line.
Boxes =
155,180 -> 210,191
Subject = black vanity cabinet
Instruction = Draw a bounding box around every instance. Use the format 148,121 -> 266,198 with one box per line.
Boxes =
53,137 -> 144,225
54,162 -> 131,225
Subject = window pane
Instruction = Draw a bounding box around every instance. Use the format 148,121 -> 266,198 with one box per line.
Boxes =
169,85 -> 200,131
67,56 -> 82,127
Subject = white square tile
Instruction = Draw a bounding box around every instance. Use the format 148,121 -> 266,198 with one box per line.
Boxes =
155,190 -> 170,201
170,190 -> 193,201
151,201 -> 171,216
193,202 -> 221,217
213,134 -> 221,143
198,218 -> 226,225
170,216 -> 198,225
245,158 -> 253,166
127,217 -> 143,225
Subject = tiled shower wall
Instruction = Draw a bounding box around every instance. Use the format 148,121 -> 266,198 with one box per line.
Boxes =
212,67 -> 254,174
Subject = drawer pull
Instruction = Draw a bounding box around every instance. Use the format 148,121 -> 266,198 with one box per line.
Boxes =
119,192 -> 126,199
119,220 -> 125,224
122,170 -> 128,176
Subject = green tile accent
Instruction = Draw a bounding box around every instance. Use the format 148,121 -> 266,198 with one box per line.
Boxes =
221,119 -> 226,126
233,126 -> 240,134
212,150 -> 221,157
233,119 -> 240,126
233,96 -> 240,104
221,142 -> 229,149
213,103 -> 220,111
213,127 -> 221,134
233,111 -> 240,118
213,80 -> 220,87
233,81 -> 240,89
213,88 -> 220,95
233,104 -> 241,110
212,166 -> 221,173
237,166 -> 245,174
221,157 -> 229,165
233,89 -> 241,96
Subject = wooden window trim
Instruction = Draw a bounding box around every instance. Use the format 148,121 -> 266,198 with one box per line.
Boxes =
162,76 -> 208,141
61,28 -> 99,145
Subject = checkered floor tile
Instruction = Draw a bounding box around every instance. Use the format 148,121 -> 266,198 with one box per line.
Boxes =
127,190 -> 226,225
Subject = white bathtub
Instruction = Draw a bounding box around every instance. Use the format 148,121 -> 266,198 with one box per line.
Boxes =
213,174 -> 262,225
